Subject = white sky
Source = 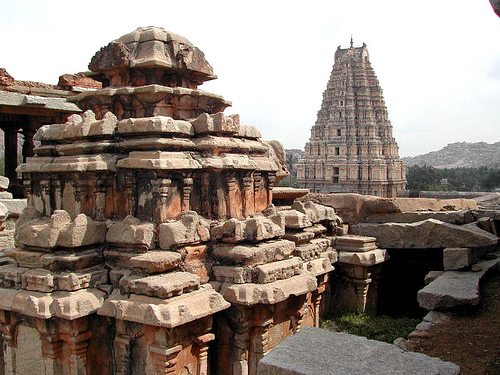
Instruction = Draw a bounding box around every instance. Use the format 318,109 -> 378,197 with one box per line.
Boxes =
1,0 -> 499,157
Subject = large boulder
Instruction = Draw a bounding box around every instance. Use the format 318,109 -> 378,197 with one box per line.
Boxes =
351,219 -> 498,249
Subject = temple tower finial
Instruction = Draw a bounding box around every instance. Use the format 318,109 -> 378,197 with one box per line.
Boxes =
350,34 -> 353,48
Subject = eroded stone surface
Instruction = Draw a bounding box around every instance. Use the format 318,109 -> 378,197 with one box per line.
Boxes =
257,328 -> 460,375
119,272 -> 200,298
338,249 -> 389,266
159,211 -> 210,250
291,201 -> 336,224
212,239 -> 295,266
443,247 -> 475,271
351,219 -> 498,249
211,216 -> 284,243
106,215 -> 155,251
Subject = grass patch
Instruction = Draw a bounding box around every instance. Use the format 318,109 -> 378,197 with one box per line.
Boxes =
321,313 -> 419,343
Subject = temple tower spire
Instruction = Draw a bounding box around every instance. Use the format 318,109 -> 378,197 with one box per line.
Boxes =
296,42 -> 406,197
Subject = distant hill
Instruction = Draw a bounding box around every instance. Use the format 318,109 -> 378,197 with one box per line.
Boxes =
403,142 -> 500,169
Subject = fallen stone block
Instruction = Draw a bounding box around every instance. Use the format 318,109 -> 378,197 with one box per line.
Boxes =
211,216 -> 284,243
104,250 -> 181,274
281,209 -> 312,229
257,327 -> 460,375
417,256 -> 500,310
443,247 -> 475,270
351,218 -> 498,249
424,271 -> 444,284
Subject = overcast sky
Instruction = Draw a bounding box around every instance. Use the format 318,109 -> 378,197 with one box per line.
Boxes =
1,0 -> 499,156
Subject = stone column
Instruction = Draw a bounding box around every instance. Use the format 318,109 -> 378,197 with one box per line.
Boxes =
149,343 -> 182,375
21,128 -> 36,163
195,333 -> 214,375
0,312 -> 18,375
52,178 -> 63,211
60,321 -> 92,375
36,319 -> 63,375
265,173 -> 276,206
4,127 -> 19,184
248,317 -> 272,375
40,179 -> 52,216
158,178 -> 172,222
182,175 -> 193,211
242,174 -> 254,217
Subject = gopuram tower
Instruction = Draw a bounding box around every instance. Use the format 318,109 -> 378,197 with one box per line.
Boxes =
296,40 -> 406,197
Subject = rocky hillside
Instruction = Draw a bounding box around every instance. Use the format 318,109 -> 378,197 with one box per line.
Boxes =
403,142 -> 500,169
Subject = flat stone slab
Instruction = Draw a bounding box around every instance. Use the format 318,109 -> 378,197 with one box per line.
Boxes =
335,235 -> 378,252
257,327 -> 460,375
417,256 -> 500,310
351,218 -> 498,249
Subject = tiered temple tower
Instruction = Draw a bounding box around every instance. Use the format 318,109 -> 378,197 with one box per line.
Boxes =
296,41 -> 406,197
0,27 -> 343,375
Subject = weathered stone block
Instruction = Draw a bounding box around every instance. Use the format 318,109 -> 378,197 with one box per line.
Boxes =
98,285 -> 230,328
334,235 -> 378,252
302,257 -> 334,277
212,239 -> 295,266
217,273 -> 317,305
443,247 -> 475,270
191,112 -> 239,135
117,116 -> 193,136
282,231 -> 315,245
211,216 -> 284,243
119,272 -> 200,299
338,249 -> 389,266
159,211 -> 210,250
106,215 -> 155,251
16,210 -> 107,249
104,250 -> 181,274
351,218 -> 499,249
291,201 -> 336,223
281,210 -> 312,229
254,257 -> 303,283
257,328 -> 460,375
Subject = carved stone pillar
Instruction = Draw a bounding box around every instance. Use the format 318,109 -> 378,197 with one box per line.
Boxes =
4,127 -> 19,184
253,172 -> 266,213
36,319 -> 63,375
182,175 -> 193,211
60,325 -> 92,375
265,172 -> 276,206
123,172 -> 136,218
225,173 -> 241,219
0,312 -> 18,375
249,317 -> 272,375
40,179 -> 52,216
158,178 -> 172,223
52,178 -> 63,211
149,343 -> 182,375
242,174 -> 254,217
23,175 -> 33,205
22,128 -> 36,163
195,333 -> 214,375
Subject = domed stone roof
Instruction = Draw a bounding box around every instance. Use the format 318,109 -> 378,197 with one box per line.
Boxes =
89,26 -> 215,83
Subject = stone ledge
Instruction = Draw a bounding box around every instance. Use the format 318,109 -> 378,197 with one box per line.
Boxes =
98,284 -> 229,328
0,288 -> 105,319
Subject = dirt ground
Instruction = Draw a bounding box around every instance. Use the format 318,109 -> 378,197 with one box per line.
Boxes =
407,272 -> 500,375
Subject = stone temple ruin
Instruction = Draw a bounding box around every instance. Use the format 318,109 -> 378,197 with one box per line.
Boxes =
0,27 -> 341,375
0,26 -> 498,375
